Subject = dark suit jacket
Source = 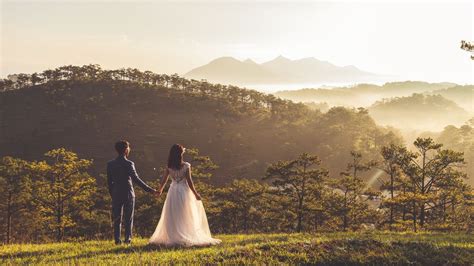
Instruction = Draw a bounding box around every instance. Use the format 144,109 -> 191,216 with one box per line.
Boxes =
107,155 -> 155,199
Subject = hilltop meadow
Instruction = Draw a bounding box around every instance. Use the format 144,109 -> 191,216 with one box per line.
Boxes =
2,233 -> 473,265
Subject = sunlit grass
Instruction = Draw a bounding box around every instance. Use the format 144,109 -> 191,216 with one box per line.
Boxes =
1,232 -> 473,265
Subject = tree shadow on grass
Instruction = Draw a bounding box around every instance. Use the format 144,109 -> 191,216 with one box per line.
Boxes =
3,237 -> 285,262
1,250 -> 58,261
1,243 -> 212,262
60,243 -> 216,261
3,239 -> 473,265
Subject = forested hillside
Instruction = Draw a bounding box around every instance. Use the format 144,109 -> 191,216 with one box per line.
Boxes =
368,93 -> 470,131
421,120 -> 474,180
0,65 -> 400,184
430,85 -> 474,113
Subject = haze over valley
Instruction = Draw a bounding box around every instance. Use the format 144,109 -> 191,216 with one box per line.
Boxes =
178,52 -> 473,178
274,82 -> 473,132
182,54 -> 472,135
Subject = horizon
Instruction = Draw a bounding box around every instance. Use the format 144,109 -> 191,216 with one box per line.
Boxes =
1,60 -> 459,94
2,0 -> 473,85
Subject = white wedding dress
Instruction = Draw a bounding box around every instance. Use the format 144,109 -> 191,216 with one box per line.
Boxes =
149,162 -> 221,246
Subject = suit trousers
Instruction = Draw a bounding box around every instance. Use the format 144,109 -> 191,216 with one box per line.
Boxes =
112,195 -> 135,243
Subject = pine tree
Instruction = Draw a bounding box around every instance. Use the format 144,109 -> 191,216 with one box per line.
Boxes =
0,157 -> 32,243
389,138 -> 468,231
265,153 -> 328,232
30,149 -> 96,241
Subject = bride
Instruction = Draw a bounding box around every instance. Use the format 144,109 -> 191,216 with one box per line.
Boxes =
149,144 -> 221,247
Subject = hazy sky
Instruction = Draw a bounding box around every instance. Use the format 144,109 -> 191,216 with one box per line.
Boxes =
1,0 -> 473,84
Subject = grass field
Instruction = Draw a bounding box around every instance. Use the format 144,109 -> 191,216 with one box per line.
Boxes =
1,232 -> 473,265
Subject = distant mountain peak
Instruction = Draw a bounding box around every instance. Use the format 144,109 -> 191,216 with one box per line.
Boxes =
265,55 -> 292,64
276,55 -> 289,60
243,58 -> 257,64
209,56 -> 241,64
297,57 -> 319,62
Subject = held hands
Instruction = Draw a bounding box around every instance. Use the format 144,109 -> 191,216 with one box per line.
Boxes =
154,189 -> 162,198
195,193 -> 202,201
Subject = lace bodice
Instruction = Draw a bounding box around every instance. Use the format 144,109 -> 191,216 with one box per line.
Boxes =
168,162 -> 190,183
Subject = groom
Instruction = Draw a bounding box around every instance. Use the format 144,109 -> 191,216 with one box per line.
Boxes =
107,140 -> 157,244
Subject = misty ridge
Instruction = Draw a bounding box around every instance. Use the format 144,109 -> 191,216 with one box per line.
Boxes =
275,82 -> 473,132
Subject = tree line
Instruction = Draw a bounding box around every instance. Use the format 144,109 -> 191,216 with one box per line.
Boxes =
1,138 -> 471,243
0,64 -> 312,123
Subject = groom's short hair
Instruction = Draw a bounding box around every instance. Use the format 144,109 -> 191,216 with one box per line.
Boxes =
115,140 -> 130,154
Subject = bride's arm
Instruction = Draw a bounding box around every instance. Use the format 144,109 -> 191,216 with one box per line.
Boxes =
157,168 -> 169,196
185,165 -> 201,200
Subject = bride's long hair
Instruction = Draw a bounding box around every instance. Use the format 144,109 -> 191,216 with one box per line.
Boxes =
167,144 -> 185,170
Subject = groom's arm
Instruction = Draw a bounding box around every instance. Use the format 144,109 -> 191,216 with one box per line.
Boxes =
127,161 -> 156,193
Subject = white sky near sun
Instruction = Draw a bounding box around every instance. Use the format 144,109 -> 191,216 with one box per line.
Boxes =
1,0 -> 473,84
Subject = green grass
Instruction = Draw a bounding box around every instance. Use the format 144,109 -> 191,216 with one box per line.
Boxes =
1,232 -> 473,265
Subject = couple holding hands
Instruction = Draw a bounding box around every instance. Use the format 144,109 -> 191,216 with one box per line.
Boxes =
107,140 -> 221,246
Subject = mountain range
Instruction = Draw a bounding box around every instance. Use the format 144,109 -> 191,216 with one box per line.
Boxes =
184,56 -> 378,85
